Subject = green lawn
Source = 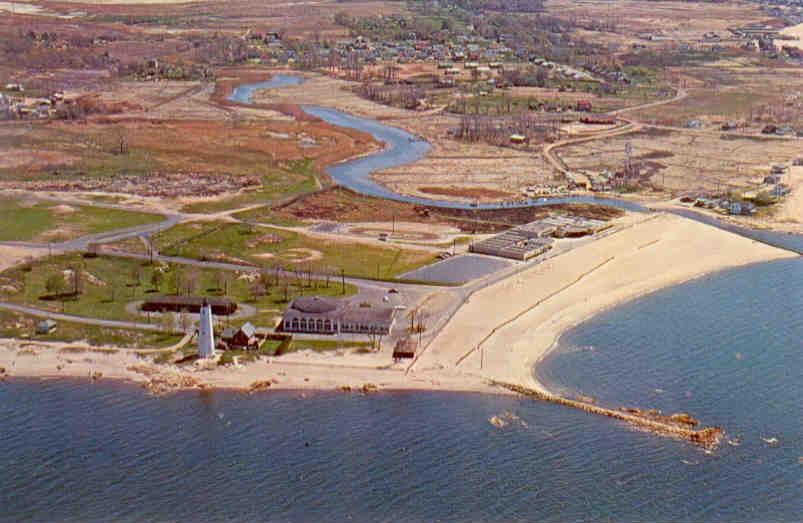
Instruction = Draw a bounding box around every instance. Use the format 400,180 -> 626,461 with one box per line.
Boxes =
0,254 -> 357,328
0,309 -> 181,349
180,159 -> 321,214
154,221 -> 438,280
0,197 -> 163,242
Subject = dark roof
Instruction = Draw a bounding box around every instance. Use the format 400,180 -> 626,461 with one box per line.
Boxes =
144,295 -> 233,307
291,296 -> 339,314
283,296 -> 395,327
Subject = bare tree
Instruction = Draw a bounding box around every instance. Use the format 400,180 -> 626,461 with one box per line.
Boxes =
183,269 -> 199,296
214,271 -> 229,295
150,270 -> 163,292
113,126 -> 128,155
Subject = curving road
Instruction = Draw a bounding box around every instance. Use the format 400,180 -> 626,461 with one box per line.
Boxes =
0,301 -> 160,331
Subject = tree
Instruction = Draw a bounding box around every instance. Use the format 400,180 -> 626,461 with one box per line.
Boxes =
68,265 -> 82,295
113,126 -> 128,155
180,312 -> 193,333
182,269 -> 199,296
45,273 -> 65,297
250,281 -> 266,299
132,266 -> 142,286
150,270 -> 163,292
257,272 -> 272,295
214,271 -> 229,295
160,312 -> 176,333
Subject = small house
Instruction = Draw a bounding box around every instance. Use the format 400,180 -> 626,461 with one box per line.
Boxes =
36,319 -> 57,334
221,322 -> 259,350
393,338 -> 417,360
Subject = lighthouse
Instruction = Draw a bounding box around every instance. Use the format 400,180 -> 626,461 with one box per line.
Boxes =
198,298 -> 215,359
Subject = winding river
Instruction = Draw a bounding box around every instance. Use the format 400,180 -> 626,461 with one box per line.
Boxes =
229,74 -> 803,254
227,74 -> 647,212
0,74 -> 799,523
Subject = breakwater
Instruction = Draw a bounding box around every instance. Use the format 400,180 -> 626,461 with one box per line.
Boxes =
491,380 -> 724,446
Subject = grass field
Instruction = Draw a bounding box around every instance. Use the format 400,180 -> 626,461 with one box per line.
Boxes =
0,253 -> 356,327
180,159 -> 321,214
0,309 -> 181,349
0,197 -> 163,242
154,221 -> 438,280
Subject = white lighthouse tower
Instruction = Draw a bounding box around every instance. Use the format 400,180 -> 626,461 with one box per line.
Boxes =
198,298 -> 215,359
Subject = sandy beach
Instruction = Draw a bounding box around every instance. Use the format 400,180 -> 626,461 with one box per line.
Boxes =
0,339 -> 498,394
411,212 -> 797,393
1,212 -> 796,396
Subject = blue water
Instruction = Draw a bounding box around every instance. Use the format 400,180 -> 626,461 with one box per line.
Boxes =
225,74 -> 803,257
1,74 -> 789,522
227,73 -> 303,103
1,260 -> 801,522
537,256 -> 803,519
228,74 -> 648,212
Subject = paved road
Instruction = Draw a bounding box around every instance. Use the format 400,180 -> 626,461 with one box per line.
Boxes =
0,191 -> 182,251
0,301 -> 161,331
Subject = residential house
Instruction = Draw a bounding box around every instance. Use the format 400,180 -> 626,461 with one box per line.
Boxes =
220,322 -> 259,350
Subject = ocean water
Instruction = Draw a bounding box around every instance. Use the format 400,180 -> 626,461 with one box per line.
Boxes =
1,261 -> 800,523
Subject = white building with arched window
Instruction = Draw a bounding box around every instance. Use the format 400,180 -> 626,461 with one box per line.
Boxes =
280,296 -> 395,336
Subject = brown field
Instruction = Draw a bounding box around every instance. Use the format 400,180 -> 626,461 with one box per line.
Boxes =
0,110 -> 375,176
0,68 -> 381,207
274,187 -> 624,233
252,72 -> 562,200
558,128 -> 802,193
545,0 -> 768,49
35,0 -> 406,39
629,63 -> 803,130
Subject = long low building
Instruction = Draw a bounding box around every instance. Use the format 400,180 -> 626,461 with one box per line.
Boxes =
470,231 -> 553,261
141,295 -> 237,315
280,296 -> 396,336
469,216 -> 611,261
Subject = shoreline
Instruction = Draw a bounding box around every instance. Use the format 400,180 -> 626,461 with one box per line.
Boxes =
0,338 -> 502,395
2,212 -> 797,400
412,212 -> 798,396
